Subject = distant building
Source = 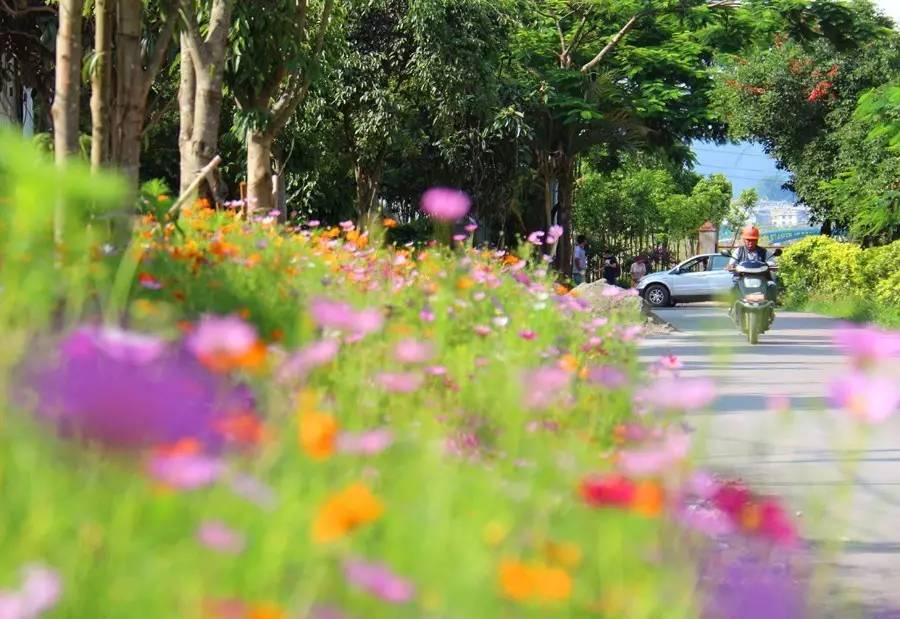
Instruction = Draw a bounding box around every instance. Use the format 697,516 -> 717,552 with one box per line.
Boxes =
750,201 -> 809,229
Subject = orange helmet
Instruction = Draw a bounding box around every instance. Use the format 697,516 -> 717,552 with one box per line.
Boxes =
741,225 -> 760,241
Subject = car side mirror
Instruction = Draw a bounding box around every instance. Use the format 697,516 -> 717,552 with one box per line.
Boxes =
772,248 -> 783,257
720,250 -> 731,257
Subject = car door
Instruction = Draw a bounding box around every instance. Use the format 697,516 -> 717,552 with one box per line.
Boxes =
669,257 -> 708,297
705,254 -> 734,298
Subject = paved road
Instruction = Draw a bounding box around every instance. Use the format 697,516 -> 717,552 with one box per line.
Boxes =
640,305 -> 900,614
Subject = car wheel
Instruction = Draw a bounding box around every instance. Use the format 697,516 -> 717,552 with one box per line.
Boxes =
643,284 -> 671,307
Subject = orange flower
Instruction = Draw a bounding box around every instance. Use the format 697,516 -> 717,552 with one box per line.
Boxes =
499,559 -> 572,603
557,354 -> 578,373
299,410 -> 337,460
246,604 -> 286,619
312,483 -> 383,543
216,412 -> 267,446
554,283 -> 570,295
383,218 -> 398,228
631,480 -> 665,517
456,276 -> 474,291
199,341 -> 267,373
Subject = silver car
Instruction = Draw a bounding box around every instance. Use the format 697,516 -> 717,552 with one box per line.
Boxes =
636,253 -> 734,307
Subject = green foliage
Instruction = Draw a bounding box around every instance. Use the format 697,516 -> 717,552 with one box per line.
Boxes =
712,2 -> 900,242
779,235 -> 900,326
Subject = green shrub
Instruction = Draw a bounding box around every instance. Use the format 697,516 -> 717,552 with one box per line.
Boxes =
778,236 -> 864,305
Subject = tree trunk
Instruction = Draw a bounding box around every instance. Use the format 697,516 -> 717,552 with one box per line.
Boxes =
52,0 -> 84,164
247,130 -> 274,215
179,0 -> 233,199
556,157 -> 575,278
178,33 -> 196,192
113,0 -> 142,184
354,162 -> 383,229
90,0 -> 112,172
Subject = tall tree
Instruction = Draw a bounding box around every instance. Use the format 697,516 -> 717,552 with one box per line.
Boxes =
51,0 -> 83,165
177,0 -> 234,195
227,0 -> 336,214
90,0 -> 113,171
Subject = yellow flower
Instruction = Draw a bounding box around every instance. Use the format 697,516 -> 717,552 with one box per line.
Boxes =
482,521 -> 509,547
312,483 -> 384,543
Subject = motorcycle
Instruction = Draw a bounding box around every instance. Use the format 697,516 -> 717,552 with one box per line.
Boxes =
726,248 -> 782,345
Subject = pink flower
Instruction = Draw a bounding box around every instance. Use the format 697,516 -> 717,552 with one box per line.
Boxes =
307,219 -> 320,227
426,365 -> 448,376
340,220 -> 355,231
342,558 -> 415,604
586,365 -> 628,389
337,429 -> 394,455
828,372 -> 899,423
393,339 -> 434,364
278,339 -> 340,382
519,330 -> 537,341
186,315 -> 258,361
833,324 -> 900,367
228,474 -> 277,510
375,372 -> 423,393
147,453 -> 223,490
635,377 -> 716,412
465,223 -> 478,233
196,521 -> 245,554
617,325 -> 643,341
616,430 -> 691,477
767,394 -> 791,413
452,234 -> 467,242
526,231 -> 545,245
473,325 -> 491,337
309,298 -> 383,336
656,354 -> 682,371
602,286 -> 623,298
546,225 -> 564,244
522,366 -> 572,409
0,564 -> 61,619
678,505 -> 736,538
420,187 -> 470,222
419,309 -> 435,323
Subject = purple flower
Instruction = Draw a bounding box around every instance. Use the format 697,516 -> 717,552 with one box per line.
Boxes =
420,187 -> 471,222
337,429 -> 394,455
278,339 -> 340,382
148,453 -> 223,490
24,327 -> 252,450
586,365 -> 628,389
678,505 -> 735,538
521,366 -> 572,409
196,521 -> 245,554
635,377 -> 716,413
701,551 -> 810,619
0,564 -> 62,619
342,558 -> 415,604
393,339 -> 434,364
828,372 -> 899,423
375,372 -> 423,394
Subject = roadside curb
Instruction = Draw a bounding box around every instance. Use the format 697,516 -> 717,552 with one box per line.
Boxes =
642,304 -> 680,333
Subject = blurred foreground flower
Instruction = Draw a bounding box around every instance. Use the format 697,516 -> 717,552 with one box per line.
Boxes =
312,483 -> 383,543
299,408 -> 338,460
498,559 -> 571,603
712,482 -> 797,546
0,564 -> 61,619
521,366 -> 571,409
828,372 -> 899,423
635,377 -> 716,413
579,474 -> 665,517
309,298 -> 384,336
420,187 -> 470,222
833,324 -> 900,368
25,326 -> 256,450
148,453 -> 223,490
342,558 -> 415,604
616,429 -> 691,477
196,521 -> 246,554
187,315 -> 266,372
337,429 -> 393,455
277,339 -> 340,383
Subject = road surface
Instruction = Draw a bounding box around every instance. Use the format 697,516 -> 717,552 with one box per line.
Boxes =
640,305 -> 900,615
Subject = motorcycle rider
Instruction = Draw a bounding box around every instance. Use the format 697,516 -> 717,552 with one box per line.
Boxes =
727,225 -> 767,269
727,226 -> 775,322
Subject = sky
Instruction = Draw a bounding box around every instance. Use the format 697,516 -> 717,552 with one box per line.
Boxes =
692,0 -> 899,201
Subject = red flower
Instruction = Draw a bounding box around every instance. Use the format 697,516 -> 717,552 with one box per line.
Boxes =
580,474 -> 636,507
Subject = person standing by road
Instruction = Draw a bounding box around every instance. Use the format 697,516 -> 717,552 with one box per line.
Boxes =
573,235 -> 588,285
629,256 -> 647,287
603,254 -> 620,286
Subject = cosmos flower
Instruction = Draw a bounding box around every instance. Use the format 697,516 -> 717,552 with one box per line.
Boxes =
375,372 -> 423,394
393,339 -> 434,364
196,521 -> 246,554
833,323 -> 900,367
0,564 -> 62,619
337,429 -> 393,455
186,315 -> 265,372
312,483 -> 384,543
635,377 -> 716,413
278,339 -> 340,382
342,559 -> 415,604
147,453 -> 224,490
420,188 -> 471,222
498,560 -> 571,603
521,366 -> 571,409
828,372 -> 899,423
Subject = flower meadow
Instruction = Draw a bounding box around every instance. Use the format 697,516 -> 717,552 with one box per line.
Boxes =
0,133 -> 897,618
